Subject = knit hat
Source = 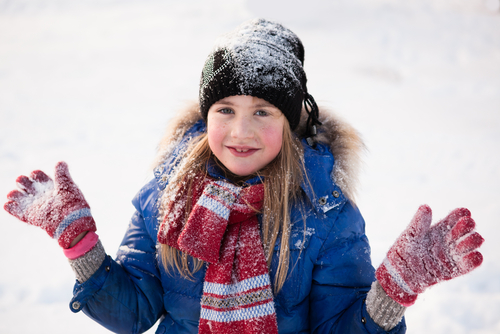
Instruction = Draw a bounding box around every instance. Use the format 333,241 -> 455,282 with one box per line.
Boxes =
199,18 -> 320,134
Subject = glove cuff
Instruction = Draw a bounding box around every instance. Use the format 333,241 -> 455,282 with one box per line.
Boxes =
376,258 -> 418,307
68,239 -> 106,283
366,280 -> 406,331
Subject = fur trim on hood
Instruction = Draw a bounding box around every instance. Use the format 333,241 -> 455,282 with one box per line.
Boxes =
153,102 -> 365,203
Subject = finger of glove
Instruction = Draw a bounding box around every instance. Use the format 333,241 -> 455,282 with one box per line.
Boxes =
404,205 -> 433,242
54,161 -> 74,191
457,251 -> 483,275
16,175 -> 36,195
4,200 -> 27,221
455,232 -> 484,255
449,216 -> 476,242
433,208 -> 471,236
7,189 -> 26,201
31,170 -> 52,183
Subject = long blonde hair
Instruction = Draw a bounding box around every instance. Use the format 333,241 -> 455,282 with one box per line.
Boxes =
158,117 -> 306,292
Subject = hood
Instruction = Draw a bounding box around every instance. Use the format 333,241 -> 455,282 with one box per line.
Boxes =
153,102 -> 365,203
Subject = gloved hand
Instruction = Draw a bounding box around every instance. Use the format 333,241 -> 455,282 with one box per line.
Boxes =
4,161 -> 96,249
376,205 -> 484,306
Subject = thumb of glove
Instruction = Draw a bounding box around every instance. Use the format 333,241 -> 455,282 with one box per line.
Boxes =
399,204 -> 433,246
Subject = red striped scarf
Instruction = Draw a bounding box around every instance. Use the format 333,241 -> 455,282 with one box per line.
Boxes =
158,176 -> 278,334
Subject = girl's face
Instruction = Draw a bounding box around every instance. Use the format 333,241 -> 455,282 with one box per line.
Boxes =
207,95 -> 285,176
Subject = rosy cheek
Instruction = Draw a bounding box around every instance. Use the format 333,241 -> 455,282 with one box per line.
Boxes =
207,123 -> 227,156
261,126 -> 283,152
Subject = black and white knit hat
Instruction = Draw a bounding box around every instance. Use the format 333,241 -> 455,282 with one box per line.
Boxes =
199,18 -> 320,134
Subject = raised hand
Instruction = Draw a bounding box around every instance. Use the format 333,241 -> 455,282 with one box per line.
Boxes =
4,161 -> 96,249
376,205 -> 484,306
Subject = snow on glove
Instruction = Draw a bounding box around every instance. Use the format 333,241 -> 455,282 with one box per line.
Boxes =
4,161 -> 96,249
376,205 -> 484,307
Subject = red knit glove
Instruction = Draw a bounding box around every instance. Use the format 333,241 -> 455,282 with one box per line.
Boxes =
376,205 -> 484,306
4,161 -> 96,249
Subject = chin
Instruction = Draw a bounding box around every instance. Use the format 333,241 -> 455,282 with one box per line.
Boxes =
230,170 -> 255,177
226,166 -> 258,177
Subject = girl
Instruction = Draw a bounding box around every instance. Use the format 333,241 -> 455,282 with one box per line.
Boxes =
4,19 -> 484,334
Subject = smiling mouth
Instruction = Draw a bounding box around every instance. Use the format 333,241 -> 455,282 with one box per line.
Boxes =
227,146 -> 258,156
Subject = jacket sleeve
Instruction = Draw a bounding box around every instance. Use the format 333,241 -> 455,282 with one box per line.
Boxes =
309,201 -> 407,334
70,178 -> 165,334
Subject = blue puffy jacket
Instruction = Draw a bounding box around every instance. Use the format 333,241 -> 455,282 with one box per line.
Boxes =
69,108 -> 406,334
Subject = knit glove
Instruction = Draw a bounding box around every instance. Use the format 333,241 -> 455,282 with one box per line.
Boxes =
376,205 -> 484,306
4,161 -> 96,249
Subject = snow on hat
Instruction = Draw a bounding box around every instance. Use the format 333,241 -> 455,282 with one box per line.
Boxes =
199,18 -> 319,133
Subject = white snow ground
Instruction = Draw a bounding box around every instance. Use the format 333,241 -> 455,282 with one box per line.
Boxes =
0,0 -> 499,333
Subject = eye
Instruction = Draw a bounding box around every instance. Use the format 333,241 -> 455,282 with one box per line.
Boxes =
255,110 -> 269,116
218,108 -> 234,114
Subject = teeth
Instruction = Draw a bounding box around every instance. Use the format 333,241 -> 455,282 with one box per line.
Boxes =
236,148 -> 249,153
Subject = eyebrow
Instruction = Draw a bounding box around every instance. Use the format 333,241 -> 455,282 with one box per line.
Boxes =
254,102 -> 275,108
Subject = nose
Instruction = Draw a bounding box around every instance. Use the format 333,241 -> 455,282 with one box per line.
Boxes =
231,115 -> 254,139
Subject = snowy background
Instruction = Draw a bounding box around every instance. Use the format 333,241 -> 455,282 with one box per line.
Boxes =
1,0 -> 499,333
